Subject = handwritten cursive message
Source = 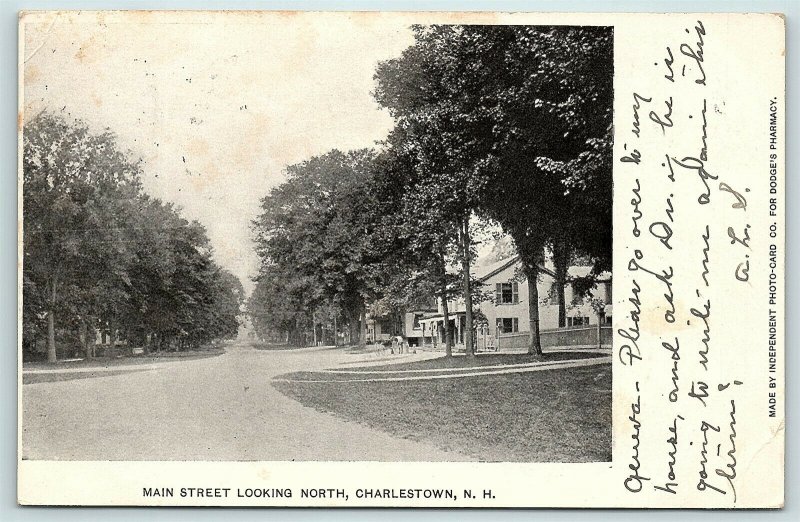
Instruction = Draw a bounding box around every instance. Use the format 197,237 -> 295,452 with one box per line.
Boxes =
613,18 -> 779,506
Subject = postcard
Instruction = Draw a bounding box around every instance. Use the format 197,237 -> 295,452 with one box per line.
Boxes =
17,10 -> 784,508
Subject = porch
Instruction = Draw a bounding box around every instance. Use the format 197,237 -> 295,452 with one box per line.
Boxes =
417,313 -> 497,352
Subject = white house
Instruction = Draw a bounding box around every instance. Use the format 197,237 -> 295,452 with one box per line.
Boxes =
418,255 -> 612,352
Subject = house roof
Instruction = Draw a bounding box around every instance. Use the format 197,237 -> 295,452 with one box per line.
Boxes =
474,255 -> 521,281
474,255 -> 610,283
474,255 -> 556,282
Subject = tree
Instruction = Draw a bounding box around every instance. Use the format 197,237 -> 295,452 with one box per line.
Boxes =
470,25 -> 613,337
247,264 -> 314,345
374,27 -> 495,357
374,25 -> 613,354
368,147 -> 456,355
251,150 -> 391,347
23,112 -> 243,360
23,112 -> 143,361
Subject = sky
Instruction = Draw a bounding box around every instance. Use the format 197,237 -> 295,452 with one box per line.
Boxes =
22,11 -> 416,294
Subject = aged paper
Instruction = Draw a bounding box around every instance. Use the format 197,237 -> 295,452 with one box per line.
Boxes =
17,11 -> 784,507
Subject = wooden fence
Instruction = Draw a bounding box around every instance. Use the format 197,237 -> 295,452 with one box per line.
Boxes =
498,325 -> 612,351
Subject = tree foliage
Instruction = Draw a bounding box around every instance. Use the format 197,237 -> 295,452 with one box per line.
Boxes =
22,112 -> 243,361
250,25 -> 612,353
374,25 -> 613,351
250,149 -> 397,345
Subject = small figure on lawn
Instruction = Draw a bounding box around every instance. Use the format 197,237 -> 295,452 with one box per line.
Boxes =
392,335 -> 406,354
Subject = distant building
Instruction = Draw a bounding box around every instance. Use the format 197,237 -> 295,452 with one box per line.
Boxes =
366,314 -> 400,344
366,303 -> 437,347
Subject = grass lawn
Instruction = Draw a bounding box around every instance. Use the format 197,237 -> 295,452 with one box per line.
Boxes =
345,351 -> 606,372
251,342 -> 338,351
22,347 -> 225,371
22,369 -> 152,385
273,362 -> 611,462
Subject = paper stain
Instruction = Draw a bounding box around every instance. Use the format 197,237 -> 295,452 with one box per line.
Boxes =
230,113 -> 271,172
187,159 -> 220,192
74,33 -> 101,64
185,137 -> 211,159
24,65 -> 39,84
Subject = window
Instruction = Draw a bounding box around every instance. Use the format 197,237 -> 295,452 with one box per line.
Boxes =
604,315 -> 613,325
495,281 -> 519,304
548,282 -> 560,305
570,282 -> 582,305
497,317 -> 519,334
567,316 -> 590,327
604,281 -> 612,304
412,314 -> 422,330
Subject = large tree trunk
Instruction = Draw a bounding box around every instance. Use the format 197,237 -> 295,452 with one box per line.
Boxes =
347,308 -> 359,347
108,316 -> 117,357
597,311 -> 605,349
460,217 -> 475,357
348,319 -> 357,347
292,317 -> 302,347
437,253 -> 453,357
46,277 -> 57,363
46,309 -> 57,363
358,306 -> 367,348
553,234 -> 570,328
80,320 -> 92,359
523,263 -> 543,356
312,312 -> 317,346
440,285 -> 453,358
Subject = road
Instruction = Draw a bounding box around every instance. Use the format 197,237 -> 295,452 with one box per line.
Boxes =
21,342 -> 466,461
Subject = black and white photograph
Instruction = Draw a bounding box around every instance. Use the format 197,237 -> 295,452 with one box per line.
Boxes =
21,15 -> 613,464
16,9 -> 785,509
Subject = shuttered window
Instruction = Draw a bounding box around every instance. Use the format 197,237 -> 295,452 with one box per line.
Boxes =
496,281 -> 517,304
497,318 -> 519,333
